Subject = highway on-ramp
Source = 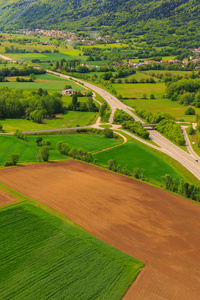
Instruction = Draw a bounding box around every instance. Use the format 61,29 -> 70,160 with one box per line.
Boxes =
48,70 -> 200,181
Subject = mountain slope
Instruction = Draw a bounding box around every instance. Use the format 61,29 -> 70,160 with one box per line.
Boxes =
0,0 -> 199,42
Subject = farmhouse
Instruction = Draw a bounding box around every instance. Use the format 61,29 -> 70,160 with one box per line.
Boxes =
61,89 -> 76,95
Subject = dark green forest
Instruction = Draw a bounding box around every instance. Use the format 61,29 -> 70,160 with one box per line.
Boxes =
0,0 -> 200,47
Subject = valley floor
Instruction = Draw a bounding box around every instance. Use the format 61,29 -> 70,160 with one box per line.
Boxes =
1,161 -> 200,299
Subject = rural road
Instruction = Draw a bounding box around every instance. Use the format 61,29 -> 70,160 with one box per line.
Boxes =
47,70 -> 200,181
0,54 -> 16,61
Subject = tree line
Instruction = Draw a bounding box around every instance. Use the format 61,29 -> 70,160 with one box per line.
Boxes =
67,93 -> 99,112
0,88 -> 64,122
113,109 -> 149,139
0,66 -> 46,80
166,78 -> 200,107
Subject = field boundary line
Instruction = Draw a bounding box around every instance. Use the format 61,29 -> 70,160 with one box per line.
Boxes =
92,131 -> 127,155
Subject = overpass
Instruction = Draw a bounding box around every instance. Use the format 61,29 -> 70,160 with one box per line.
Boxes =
142,124 -> 157,129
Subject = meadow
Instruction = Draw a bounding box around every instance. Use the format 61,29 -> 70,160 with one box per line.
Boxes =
0,111 -> 97,132
93,138 -> 198,185
114,82 -> 165,99
0,80 -> 85,91
0,133 -> 121,165
113,81 -> 200,122
0,135 -> 65,165
123,98 -> 200,122
28,133 -> 122,152
0,202 -> 143,299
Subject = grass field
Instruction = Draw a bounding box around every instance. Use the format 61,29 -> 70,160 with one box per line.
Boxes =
0,202 -> 143,299
123,98 -> 200,122
0,133 -> 121,165
0,80 -> 86,91
114,82 -> 165,99
0,111 -> 97,132
93,138 -> 196,185
0,135 -> 64,165
28,133 -> 122,153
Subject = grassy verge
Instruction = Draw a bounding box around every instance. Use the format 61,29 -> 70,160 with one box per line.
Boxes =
187,130 -> 200,156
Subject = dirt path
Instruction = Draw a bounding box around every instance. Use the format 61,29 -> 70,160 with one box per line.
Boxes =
0,54 -> 16,61
92,131 -> 127,154
1,161 -> 200,299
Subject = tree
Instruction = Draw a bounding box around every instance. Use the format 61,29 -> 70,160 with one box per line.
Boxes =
150,93 -> 155,99
56,141 -> 70,155
134,168 -> 140,178
40,146 -> 50,162
10,154 -> 19,165
42,139 -> 51,146
142,93 -> 147,99
36,137 -> 43,146
108,159 -> 116,171
30,73 -> 37,80
64,84 -> 72,89
188,123 -> 194,135
103,128 -> 114,138
68,147 -> 77,158
0,123 -> 3,131
185,107 -> 195,115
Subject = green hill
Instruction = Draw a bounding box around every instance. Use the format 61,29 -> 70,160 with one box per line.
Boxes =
0,0 -> 200,45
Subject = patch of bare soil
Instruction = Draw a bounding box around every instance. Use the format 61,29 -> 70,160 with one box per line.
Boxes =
0,161 -> 200,299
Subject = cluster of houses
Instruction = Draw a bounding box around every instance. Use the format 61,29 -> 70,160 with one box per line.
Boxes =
128,57 -> 200,69
15,29 -> 118,46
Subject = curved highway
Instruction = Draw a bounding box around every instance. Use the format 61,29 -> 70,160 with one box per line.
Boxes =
47,70 -> 200,181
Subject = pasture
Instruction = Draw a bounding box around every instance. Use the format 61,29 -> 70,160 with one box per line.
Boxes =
93,139 -> 198,185
114,82 -> 165,99
1,161 -> 200,299
123,98 -> 200,122
0,80 -> 85,91
0,202 -> 143,299
0,133 -> 121,165
0,135 -> 65,165
27,133 -> 122,153
0,111 -> 97,132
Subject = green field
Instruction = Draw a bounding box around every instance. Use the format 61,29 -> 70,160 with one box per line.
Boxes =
0,202 -> 143,299
28,133 -> 122,153
0,135 -> 64,165
123,98 -> 200,122
93,139 -> 196,184
0,80 -> 86,91
0,133 -> 121,165
114,82 -> 165,99
0,111 -> 97,132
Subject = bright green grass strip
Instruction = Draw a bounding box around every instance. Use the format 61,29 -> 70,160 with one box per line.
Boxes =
27,134 -> 122,153
93,141 -> 185,184
123,98 -> 200,123
0,80 -> 86,91
0,202 -> 144,300
25,73 -> 68,81
0,111 -> 97,132
0,136 -> 65,165
0,134 -> 121,165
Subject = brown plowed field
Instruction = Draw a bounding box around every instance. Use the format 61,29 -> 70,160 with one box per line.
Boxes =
0,188 -> 17,206
1,161 -> 200,299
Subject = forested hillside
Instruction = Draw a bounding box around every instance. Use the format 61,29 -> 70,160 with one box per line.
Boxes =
0,0 -> 200,45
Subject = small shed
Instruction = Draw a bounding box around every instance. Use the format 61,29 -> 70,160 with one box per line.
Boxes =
61,89 -> 76,95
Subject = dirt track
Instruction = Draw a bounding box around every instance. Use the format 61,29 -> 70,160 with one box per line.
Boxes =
1,161 -> 200,299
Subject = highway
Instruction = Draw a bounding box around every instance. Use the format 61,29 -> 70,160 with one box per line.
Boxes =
48,70 -> 200,181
